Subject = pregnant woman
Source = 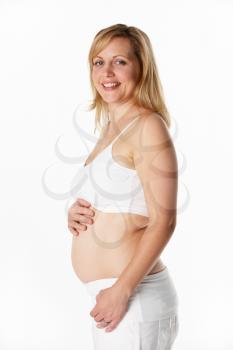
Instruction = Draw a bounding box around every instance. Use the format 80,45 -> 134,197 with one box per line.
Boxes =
68,24 -> 179,349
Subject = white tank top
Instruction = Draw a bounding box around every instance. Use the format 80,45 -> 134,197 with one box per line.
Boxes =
73,115 -> 149,217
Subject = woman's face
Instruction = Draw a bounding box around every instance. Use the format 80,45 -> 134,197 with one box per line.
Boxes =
91,37 -> 140,109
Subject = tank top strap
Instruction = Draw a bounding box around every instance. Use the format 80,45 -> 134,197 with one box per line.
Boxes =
111,115 -> 140,146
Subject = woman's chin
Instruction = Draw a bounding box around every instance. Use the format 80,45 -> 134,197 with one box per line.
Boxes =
101,96 -> 123,104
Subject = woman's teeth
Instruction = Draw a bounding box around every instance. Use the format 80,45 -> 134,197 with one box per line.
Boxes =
102,82 -> 120,90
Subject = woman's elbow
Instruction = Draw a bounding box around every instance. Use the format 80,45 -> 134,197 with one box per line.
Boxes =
148,215 -> 176,236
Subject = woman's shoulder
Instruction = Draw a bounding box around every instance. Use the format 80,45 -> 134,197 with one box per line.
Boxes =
138,110 -> 167,128
132,110 -> 171,147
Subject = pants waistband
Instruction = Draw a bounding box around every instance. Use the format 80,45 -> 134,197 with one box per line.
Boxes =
84,266 -> 169,296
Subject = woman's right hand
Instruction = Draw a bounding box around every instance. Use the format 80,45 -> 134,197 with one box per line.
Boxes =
68,198 -> 95,236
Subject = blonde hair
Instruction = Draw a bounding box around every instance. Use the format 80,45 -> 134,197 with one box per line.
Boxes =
87,23 -> 171,134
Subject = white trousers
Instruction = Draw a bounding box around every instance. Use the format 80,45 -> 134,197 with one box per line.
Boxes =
84,267 -> 179,350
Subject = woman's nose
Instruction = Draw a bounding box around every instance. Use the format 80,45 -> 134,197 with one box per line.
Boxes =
103,63 -> 114,76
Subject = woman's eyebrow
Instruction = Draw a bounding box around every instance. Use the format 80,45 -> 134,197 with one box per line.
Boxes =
94,54 -> 129,59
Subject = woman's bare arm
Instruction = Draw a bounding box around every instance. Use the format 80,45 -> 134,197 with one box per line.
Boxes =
112,114 -> 178,296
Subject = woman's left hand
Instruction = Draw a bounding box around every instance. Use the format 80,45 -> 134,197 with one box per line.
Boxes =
89,284 -> 130,332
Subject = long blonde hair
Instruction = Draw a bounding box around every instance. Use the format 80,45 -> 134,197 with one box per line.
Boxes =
87,23 -> 171,134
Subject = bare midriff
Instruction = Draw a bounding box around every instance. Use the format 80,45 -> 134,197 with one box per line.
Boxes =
71,207 -> 166,283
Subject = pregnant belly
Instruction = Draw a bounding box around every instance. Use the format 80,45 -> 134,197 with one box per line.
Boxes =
71,208 -> 150,282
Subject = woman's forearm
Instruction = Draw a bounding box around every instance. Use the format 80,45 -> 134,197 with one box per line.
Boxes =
112,222 -> 175,297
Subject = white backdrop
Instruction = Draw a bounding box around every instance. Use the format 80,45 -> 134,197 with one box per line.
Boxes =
0,0 -> 233,349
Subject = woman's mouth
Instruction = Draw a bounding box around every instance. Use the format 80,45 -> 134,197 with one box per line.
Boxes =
102,82 -> 121,91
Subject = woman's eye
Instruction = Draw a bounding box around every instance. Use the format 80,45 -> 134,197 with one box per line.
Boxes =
93,60 -> 126,66
93,61 -> 103,66
116,60 -> 126,65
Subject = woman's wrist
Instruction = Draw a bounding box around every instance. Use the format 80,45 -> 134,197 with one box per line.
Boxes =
112,279 -> 134,299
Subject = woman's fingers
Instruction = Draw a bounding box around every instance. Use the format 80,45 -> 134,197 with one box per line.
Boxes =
96,321 -> 110,328
70,198 -> 95,220
76,198 -> 92,208
73,221 -> 87,231
68,225 -> 79,236
73,213 -> 94,224
76,204 -> 95,218
67,198 -> 95,236
68,221 -> 88,236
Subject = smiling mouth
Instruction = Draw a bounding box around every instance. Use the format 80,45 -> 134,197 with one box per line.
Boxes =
102,82 -> 121,91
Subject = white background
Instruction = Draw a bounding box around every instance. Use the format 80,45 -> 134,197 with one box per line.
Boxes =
0,0 -> 233,349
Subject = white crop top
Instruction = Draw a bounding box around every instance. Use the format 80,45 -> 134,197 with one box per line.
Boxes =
73,116 -> 149,217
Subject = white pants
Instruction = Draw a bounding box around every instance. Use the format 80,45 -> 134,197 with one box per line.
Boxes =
84,267 -> 179,349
